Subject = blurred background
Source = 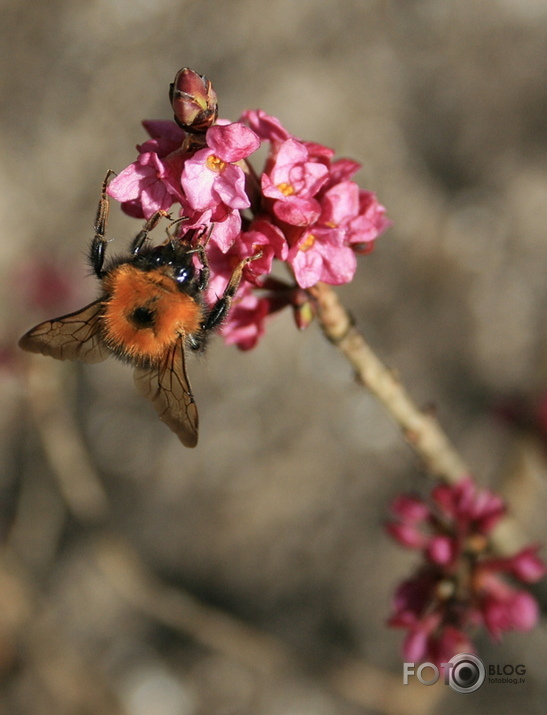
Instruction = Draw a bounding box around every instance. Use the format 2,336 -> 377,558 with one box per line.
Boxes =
1,0 -> 546,712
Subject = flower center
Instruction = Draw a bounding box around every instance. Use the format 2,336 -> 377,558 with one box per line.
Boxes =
299,233 -> 315,252
206,154 -> 227,172
277,182 -> 295,196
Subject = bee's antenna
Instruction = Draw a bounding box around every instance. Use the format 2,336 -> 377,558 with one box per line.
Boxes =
165,216 -> 187,242
198,223 -> 215,247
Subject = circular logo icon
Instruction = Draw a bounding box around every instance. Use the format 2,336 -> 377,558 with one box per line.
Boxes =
447,653 -> 486,693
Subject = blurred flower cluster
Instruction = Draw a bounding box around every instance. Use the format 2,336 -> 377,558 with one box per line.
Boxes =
386,476 -> 546,665
107,68 -> 390,349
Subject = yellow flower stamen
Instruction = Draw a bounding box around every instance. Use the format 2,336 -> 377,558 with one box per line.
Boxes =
277,182 -> 295,196
206,154 -> 227,172
299,234 -> 315,252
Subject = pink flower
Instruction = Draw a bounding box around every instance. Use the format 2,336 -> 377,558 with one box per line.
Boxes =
345,190 -> 392,253
319,181 -> 360,227
105,71 -> 391,349
479,545 -> 547,583
220,289 -> 270,351
108,121 -> 187,218
203,221 -> 289,350
386,476 -> 546,664
325,157 -> 362,184
302,141 -> 335,163
404,623 -> 475,666
107,151 -> 183,218
397,596 -> 475,665
386,522 -> 429,550
390,494 -> 431,523
202,241 -> 270,352
312,179 -> 391,259
261,138 -> 329,226
241,218 -> 288,263
476,571 -> 540,641
262,165 -> 388,288
431,476 -> 506,535
181,122 -> 260,212
206,223 -> 280,295
403,617 -> 437,662
142,119 -> 187,145
208,208 -> 243,252
508,546 -> 547,582
386,493 -> 433,551
287,226 -> 357,289
240,108 -> 291,143
389,567 -> 439,626
426,535 -> 456,566
179,202 -> 244,253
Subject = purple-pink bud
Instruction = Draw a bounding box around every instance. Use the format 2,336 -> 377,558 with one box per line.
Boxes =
292,289 -> 315,330
390,494 -> 430,522
169,68 -> 218,133
426,535 -> 456,565
385,522 -> 428,549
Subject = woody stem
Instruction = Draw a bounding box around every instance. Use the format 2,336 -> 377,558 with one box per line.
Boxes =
308,281 -> 528,553
308,281 -> 469,483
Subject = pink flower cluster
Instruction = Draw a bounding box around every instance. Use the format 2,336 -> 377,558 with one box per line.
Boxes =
386,476 -> 545,665
107,101 -> 390,349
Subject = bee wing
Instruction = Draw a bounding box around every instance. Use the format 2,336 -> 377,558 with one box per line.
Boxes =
133,337 -> 199,447
18,299 -> 110,364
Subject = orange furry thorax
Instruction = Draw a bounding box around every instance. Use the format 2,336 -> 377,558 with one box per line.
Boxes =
100,264 -> 203,363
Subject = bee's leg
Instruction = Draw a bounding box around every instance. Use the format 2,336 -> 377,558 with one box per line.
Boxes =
90,170 -> 116,278
203,250 -> 262,332
194,245 -> 210,292
164,217 -> 187,242
129,210 -> 169,255
185,225 -> 215,291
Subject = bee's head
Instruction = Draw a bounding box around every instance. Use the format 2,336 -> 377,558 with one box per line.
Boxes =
135,241 -> 197,286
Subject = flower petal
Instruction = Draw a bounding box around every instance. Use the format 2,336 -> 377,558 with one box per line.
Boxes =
207,123 -> 260,163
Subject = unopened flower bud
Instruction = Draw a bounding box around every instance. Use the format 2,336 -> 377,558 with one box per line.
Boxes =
292,289 -> 315,330
169,68 -> 218,133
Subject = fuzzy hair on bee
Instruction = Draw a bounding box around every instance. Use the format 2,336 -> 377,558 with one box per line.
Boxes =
19,172 -> 261,447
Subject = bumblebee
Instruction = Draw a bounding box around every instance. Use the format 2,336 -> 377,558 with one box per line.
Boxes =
19,172 -> 259,447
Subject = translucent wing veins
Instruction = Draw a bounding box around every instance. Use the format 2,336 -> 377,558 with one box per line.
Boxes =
18,300 -> 110,364
133,337 -> 199,447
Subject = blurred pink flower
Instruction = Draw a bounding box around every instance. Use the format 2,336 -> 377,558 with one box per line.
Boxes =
386,476 -> 545,665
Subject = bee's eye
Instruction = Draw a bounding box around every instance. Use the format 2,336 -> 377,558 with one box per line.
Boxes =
174,264 -> 194,284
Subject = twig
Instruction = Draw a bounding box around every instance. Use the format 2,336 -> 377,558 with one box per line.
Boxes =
90,536 -> 445,714
309,282 -> 528,553
309,282 -> 469,481
91,536 -> 293,678
0,548 -> 125,715
22,357 -> 109,524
